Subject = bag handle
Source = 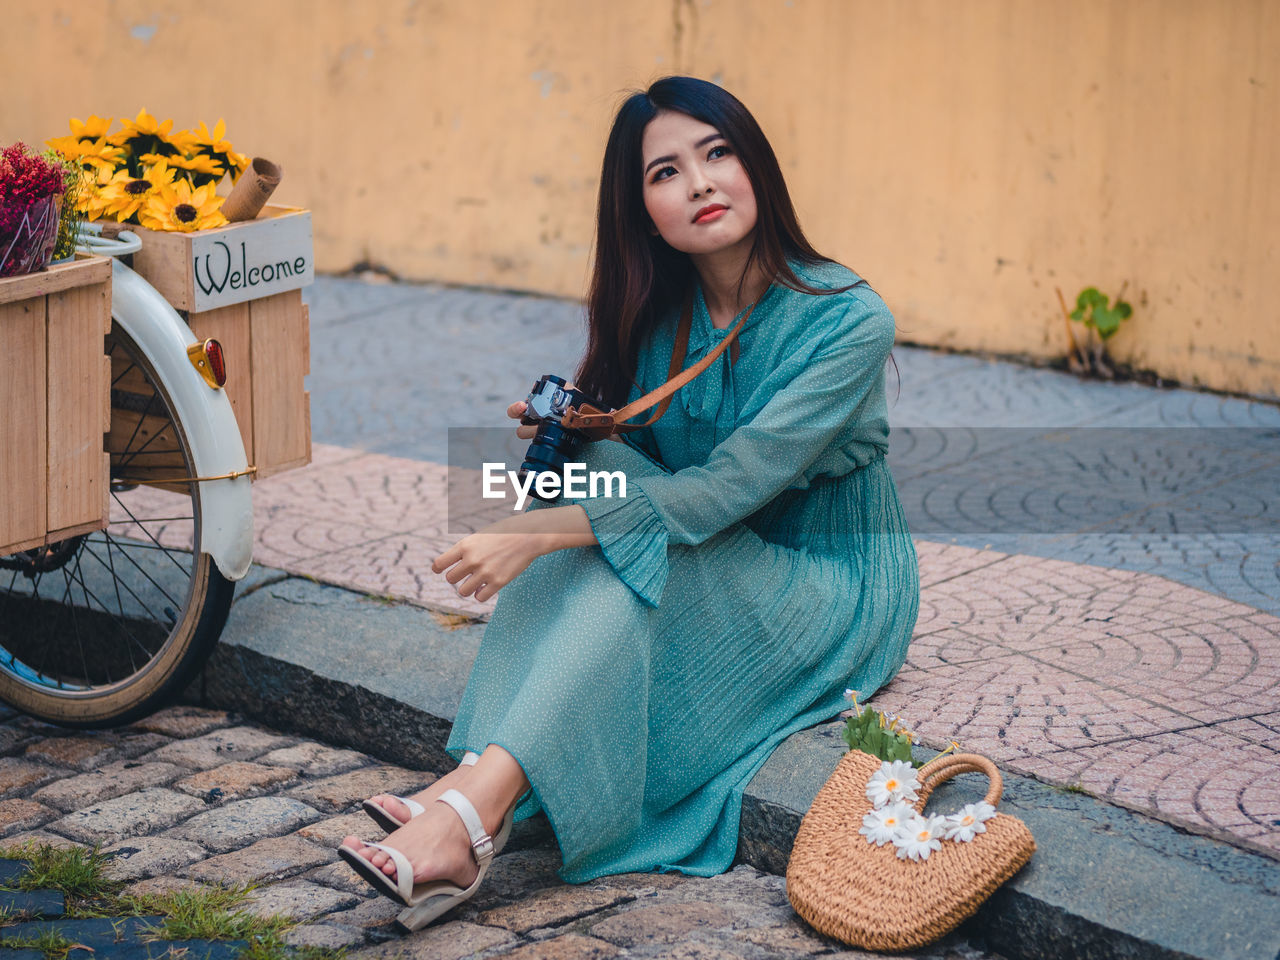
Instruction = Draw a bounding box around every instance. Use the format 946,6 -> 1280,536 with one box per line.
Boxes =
912,753 -> 1003,811
561,295 -> 756,441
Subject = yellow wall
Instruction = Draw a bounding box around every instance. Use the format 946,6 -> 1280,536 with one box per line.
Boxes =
3,0 -> 1276,397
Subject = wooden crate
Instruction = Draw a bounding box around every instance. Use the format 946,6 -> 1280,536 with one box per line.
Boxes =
125,205 -> 313,479
0,257 -> 112,555
130,204 -> 314,312
186,291 -> 311,479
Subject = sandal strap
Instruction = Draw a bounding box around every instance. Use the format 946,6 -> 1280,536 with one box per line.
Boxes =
460,751 -> 480,766
395,795 -> 426,819
360,840 -> 415,900
437,788 -> 494,865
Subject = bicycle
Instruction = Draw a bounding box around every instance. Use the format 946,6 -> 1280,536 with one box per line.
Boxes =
0,224 -> 258,727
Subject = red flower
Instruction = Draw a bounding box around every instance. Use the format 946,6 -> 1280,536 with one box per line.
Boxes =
1,143 -> 69,276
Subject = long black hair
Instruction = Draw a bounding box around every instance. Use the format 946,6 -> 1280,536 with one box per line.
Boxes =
577,76 -> 865,409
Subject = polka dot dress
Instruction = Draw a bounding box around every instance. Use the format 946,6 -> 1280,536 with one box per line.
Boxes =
446,259 -> 920,883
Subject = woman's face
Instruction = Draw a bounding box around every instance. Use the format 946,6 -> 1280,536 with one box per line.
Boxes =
640,110 -> 758,257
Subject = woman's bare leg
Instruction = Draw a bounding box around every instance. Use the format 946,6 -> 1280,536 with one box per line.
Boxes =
342,744 -> 531,884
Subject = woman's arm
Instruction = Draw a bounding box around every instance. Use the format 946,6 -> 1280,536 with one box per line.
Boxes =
431,504 -> 596,603
574,292 -> 895,608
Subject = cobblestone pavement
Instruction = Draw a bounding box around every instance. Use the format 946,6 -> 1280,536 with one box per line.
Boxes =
0,706 -> 1001,959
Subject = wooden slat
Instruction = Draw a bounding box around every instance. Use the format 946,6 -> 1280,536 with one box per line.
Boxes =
46,282 -> 110,532
44,517 -> 109,545
0,299 -> 47,553
300,303 -> 311,375
128,222 -> 192,309
249,290 -> 311,474
189,302 -> 253,459
0,256 -> 111,307
101,355 -> 112,433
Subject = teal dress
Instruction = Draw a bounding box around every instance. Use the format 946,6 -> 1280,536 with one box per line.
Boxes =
445,259 -> 920,883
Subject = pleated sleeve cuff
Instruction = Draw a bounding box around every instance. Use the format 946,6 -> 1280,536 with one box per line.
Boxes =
579,487 -> 669,608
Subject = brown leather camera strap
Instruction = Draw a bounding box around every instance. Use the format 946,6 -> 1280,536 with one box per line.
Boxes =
562,294 -> 756,440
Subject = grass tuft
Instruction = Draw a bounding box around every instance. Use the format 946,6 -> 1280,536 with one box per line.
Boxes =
0,842 -> 121,903
0,843 -> 349,960
0,927 -> 78,960
128,884 -> 275,941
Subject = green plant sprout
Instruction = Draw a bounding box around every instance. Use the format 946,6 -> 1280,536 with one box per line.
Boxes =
1057,283 -> 1134,378
840,690 -> 917,766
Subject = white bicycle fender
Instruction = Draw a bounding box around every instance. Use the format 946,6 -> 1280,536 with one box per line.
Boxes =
109,259 -> 254,581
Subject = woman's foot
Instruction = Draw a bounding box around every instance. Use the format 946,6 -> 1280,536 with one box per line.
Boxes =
365,762 -> 474,827
343,745 -> 530,893
342,796 -> 482,890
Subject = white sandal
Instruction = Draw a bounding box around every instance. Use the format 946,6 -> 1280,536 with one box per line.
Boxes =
362,750 -> 480,833
337,788 -> 504,931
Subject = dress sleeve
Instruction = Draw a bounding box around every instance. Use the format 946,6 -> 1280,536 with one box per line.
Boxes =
578,293 -> 895,607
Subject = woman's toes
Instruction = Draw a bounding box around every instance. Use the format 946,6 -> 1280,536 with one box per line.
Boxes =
371,794 -> 410,822
341,835 -> 373,859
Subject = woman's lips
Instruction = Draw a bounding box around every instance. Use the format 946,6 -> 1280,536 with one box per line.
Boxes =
694,204 -> 728,224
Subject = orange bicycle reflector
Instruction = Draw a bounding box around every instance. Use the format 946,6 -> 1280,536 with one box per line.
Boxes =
186,338 -> 227,388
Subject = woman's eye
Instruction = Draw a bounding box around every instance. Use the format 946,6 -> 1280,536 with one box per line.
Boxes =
708,144 -> 731,160
651,165 -> 677,183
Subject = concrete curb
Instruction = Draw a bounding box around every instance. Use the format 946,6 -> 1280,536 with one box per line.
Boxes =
190,571 -> 1280,960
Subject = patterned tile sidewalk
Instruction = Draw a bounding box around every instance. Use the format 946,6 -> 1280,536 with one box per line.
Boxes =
0,706 -> 997,960
186,441 -> 1274,862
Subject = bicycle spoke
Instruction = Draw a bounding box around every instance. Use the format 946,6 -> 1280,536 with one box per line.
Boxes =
108,516 -> 196,526
64,550 -> 150,681
63,565 -> 92,687
114,386 -> 160,471
110,494 -> 193,577
111,355 -> 138,388
104,532 -> 127,622
64,547 -> 161,668
80,540 -> 173,623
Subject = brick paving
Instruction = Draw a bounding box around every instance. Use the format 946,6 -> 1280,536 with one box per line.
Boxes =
0,706 -> 999,959
144,440 -> 1268,861
108,277 -> 1280,859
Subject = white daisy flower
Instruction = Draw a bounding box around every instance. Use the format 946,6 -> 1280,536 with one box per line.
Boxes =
843,688 -> 858,701
858,801 -> 914,847
893,813 -> 946,862
944,802 -> 997,843
865,760 -> 921,807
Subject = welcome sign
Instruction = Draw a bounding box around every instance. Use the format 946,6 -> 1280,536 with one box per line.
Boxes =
129,205 -> 314,313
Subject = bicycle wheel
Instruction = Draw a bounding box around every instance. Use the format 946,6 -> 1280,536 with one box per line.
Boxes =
0,321 -> 235,727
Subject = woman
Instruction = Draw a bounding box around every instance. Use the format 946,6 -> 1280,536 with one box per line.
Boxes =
340,76 -> 920,929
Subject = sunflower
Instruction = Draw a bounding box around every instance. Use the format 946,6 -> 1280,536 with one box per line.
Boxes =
48,135 -> 126,172
138,178 -> 227,232
139,150 -> 224,187
74,165 -> 117,221
109,109 -> 189,168
98,160 -> 176,223
188,119 -> 250,182
68,115 -> 114,144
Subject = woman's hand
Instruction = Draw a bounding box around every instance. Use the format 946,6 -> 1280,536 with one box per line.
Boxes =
431,504 -> 598,603
508,400 -> 537,440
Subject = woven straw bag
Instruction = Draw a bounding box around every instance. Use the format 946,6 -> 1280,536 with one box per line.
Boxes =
786,751 -> 1035,952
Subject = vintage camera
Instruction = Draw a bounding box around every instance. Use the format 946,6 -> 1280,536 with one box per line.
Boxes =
519,375 -> 604,501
